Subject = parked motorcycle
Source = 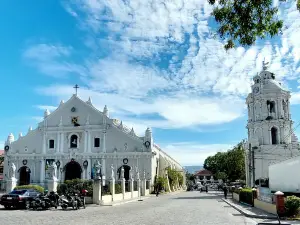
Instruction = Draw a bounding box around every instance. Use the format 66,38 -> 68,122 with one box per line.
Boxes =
59,193 -> 78,210
31,194 -> 51,210
74,193 -> 85,209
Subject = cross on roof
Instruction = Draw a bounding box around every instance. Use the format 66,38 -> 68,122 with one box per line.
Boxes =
73,84 -> 79,95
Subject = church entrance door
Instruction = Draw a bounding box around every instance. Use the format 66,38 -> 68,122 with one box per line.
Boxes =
64,160 -> 82,181
19,166 -> 31,186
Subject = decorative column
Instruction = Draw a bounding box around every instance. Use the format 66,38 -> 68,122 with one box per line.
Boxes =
56,132 -> 60,154
129,167 -> 134,198
101,131 -> 106,153
87,158 -> 91,180
87,131 -> 91,153
101,158 -> 106,185
39,159 -> 45,184
93,179 -> 102,205
60,132 -> 64,153
84,130 -> 88,153
120,167 -> 126,199
141,170 -> 146,196
42,132 -> 46,154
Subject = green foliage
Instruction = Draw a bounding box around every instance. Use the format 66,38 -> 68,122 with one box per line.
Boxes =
57,179 -> 93,197
208,0 -> 284,50
285,196 -> 300,216
0,156 -> 4,165
14,185 -> 44,193
166,168 -> 184,187
239,188 -> 253,205
115,183 -> 122,194
154,176 -> 168,190
203,141 -> 246,182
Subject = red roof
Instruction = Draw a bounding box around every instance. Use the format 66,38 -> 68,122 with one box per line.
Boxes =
0,150 -> 4,155
195,169 -> 213,176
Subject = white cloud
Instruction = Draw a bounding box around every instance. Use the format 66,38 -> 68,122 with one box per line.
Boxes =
161,142 -> 233,166
24,0 -> 300,134
36,85 -> 245,130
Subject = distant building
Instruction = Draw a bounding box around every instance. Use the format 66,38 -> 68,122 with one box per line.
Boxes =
194,169 -> 216,184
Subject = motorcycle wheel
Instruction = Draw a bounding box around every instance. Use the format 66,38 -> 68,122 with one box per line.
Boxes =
25,201 -> 30,210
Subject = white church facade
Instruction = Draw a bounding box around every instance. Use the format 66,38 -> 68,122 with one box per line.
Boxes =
2,92 -> 183,188
245,61 -> 300,187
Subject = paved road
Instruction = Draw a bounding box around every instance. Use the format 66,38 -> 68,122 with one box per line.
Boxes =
0,191 -> 259,225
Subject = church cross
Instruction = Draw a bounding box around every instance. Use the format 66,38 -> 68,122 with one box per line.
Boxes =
73,84 -> 79,95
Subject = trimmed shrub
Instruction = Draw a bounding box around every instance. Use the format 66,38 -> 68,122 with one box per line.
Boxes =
285,195 -> 300,216
14,185 -> 44,193
239,188 -> 253,205
115,183 -> 122,194
154,176 -> 167,191
57,179 -> 93,197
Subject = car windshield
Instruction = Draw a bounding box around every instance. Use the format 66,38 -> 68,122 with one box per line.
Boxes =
9,190 -> 27,195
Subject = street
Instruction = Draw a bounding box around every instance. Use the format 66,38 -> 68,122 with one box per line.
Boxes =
0,191 -> 259,225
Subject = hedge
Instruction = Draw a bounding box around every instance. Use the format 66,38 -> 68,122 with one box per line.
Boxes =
239,188 -> 253,205
285,195 -> 300,216
57,179 -> 93,197
14,185 -> 44,193
115,183 -> 122,194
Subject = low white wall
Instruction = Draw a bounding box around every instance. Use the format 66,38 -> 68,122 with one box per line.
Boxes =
101,195 -> 112,203
133,191 -> 138,198
124,192 -> 131,200
85,196 -> 93,204
145,189 -> 150,196
113,193 -> 123,201
233,193 -> 239,202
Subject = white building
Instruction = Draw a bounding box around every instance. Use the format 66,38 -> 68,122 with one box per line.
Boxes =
2,92 -> 183,188
245,61 -> 300,187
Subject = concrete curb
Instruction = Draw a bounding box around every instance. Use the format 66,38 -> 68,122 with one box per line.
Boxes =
222,198 -> 277,220
100,196 -> 151,206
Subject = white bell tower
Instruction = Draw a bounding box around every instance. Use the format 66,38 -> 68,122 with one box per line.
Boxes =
245,59 -> 300,187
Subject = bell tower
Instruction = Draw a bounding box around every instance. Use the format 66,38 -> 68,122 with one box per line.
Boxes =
245,59 -> 299,187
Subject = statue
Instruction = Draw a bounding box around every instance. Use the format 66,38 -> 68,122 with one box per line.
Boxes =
49,162 -> 57,180
129,166 -> 133,180
111,164 -> 115,180
9,163 -> 16,179
124,143 -> 128,152
262,58 -> 269,70
94,160 -> 101,179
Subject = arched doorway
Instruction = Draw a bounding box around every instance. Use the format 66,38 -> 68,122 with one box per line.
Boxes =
117,165 -> 130,180
19,166 -> 31,186
271,127 -> 278,145
64,160 -> 82,181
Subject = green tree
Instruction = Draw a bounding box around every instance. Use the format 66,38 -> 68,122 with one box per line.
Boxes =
208,0 -> 299,50
203,141 -> 246,182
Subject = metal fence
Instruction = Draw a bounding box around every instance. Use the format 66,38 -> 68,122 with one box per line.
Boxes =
257,187 -> 275,204
133,181 -> 138,191
125,181 -> 130,192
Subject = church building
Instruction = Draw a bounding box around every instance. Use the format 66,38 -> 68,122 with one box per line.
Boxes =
2,90 -> 183,188
245,61 -> 300,187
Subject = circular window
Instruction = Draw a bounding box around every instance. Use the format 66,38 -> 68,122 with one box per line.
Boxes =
24,147 -> 28,152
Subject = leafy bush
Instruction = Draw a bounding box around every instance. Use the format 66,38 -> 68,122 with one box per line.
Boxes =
57,179 -> 93,197
285,196 -> 300,216
102,185 -> 111,196
14,185 -> 44,193
154,176 -> 167,190
239,188 -> 253,205
167,168 -> 184,187
115,183 -> 122,194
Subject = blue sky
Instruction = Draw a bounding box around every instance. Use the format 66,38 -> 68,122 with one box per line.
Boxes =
1,0 -> 300,166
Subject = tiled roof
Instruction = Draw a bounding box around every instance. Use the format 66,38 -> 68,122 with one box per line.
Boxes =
195,169 -> 213,176
0,150 -> 3,155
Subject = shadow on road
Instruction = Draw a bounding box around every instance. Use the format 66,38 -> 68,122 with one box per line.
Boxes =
172,195 -> 221,200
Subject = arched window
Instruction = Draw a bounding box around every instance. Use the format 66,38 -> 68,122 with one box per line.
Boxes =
70,134 -> 78,148
271,127 -> 278,145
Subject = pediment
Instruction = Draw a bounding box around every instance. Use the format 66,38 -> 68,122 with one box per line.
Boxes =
39,95 -> 106,127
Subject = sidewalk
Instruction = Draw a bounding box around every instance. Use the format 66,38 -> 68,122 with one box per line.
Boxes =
222,197 -> 277,220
